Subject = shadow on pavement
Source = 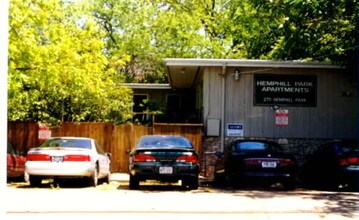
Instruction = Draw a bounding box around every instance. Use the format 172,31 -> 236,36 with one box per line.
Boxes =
203,181 -> 359,219
8,173 -> 359,218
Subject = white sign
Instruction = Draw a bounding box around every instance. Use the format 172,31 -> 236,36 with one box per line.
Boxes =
38,123 -> 51,140
275,109 -> 289,126
226,123 -> 244,137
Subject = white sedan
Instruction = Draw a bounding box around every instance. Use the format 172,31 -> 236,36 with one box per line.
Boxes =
25,137 -> 111,187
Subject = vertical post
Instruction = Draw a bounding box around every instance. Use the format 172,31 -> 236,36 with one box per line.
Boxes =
151,113 -> 155,134
357,9 -> 359,145
220,63 -> 226,152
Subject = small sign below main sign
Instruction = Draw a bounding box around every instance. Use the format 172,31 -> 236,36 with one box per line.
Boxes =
275,109 -> 289,126
226,123 -> 244,137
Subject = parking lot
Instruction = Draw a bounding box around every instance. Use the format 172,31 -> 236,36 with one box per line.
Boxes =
4,173 -> 359,220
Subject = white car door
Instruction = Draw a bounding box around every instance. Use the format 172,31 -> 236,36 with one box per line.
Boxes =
93,141 -> 111,177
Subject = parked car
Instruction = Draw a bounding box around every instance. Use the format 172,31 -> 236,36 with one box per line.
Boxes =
7,142 -> 26,180
214,139 -> 297,189
128,135 -> 200,190
25,137 -> 111,187
302,140 -> 359,191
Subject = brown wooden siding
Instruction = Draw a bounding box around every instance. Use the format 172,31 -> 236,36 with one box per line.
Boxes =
7,121 -> 203,173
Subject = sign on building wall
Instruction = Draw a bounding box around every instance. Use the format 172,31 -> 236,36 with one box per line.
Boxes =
254,74 -> 317,106
275,109 -> 289,126
226,123 -> 244,137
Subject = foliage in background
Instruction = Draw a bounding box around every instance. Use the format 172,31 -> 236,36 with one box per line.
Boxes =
8,0 -> 133,125
259,0 -> 358,65
89,0 -> 165,83
90,0 -> 358,71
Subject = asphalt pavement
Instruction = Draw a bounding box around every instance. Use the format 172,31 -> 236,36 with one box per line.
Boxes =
3,173 -> 359,220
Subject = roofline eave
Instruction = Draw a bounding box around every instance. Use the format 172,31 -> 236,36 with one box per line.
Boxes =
164,58 -> 343,69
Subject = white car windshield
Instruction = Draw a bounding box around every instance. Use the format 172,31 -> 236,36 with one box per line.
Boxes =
40,138 -> 91,149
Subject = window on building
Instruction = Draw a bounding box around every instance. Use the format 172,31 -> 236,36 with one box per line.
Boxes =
133,94 -> 149,123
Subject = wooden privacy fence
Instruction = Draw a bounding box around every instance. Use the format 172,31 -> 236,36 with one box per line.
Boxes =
7,121 -> 203,172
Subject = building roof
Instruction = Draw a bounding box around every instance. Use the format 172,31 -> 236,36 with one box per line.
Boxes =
164,58 -> 342,68
124,83 -> 172,90
164,58 -> 343,89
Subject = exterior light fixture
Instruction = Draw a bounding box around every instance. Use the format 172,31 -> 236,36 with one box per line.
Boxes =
233,69 -> 240,80
270,105 -> 281,111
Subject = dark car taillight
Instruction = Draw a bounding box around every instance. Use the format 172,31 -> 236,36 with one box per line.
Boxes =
64,154 -> 91,162
133,154 -> 156,162
339,157 -> 359,166
278,159 -> 296,166
176,155 -> 199,163
27,154 -> 51,161
244,159 -> 261,165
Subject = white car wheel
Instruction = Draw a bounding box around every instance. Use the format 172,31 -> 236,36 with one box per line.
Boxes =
89,167 -> 98,187
104,172 -> 111,184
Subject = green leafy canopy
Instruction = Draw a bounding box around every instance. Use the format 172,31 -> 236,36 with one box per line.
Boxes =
9,0 -> 133,125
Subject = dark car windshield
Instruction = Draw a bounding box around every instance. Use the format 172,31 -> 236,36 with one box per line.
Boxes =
40,138 -> 91,149
136,135 -> 193,149
333,141 -> 359,154
235,141 -> 282,151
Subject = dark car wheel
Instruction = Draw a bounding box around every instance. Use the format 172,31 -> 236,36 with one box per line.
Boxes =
302,171 -> 338,190
29,175 -> 42,187
283,178 -> 296,190
224,169 -> 235,187
182,176 -> 199,190
129,174 -> 139,189
213,171 -> 226,188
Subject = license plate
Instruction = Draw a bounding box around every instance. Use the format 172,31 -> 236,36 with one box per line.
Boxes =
51,156 -> 64,163
159,166 -> 173,174
262,161 -> 277,168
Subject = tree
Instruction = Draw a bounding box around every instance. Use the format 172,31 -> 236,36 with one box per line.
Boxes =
90,0 -> 358,75
258,0 -> 358,64
89,0 -> 167,83
160,0 -> 358,64
8,0 -> 133,125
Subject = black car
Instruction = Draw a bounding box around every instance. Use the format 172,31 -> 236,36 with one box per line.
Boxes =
214,139 -> 297,189
302,140 -> 359,191
128,135 -> 200,190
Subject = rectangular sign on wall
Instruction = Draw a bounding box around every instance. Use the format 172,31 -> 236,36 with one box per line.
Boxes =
275,109 -> 289,126
254,74 -> 317,106
226,123 -> 244,137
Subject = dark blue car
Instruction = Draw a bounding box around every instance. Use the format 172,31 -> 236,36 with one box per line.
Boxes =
214,139 -> 297,189
128,135 -> 200,190
302,140 -> 359,191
